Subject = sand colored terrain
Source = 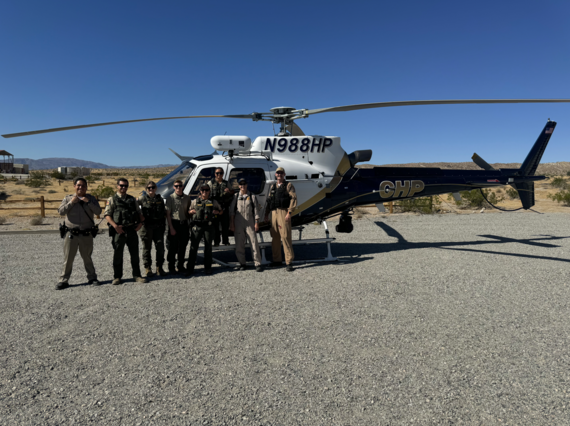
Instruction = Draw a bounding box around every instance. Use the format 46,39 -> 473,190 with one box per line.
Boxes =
1,164 -> 569,230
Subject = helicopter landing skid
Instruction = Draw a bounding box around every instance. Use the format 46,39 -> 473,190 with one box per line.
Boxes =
199,220 -> 337,267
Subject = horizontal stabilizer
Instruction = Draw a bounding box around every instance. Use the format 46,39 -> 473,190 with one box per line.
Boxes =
519,121 -> 556,176
348,150 -> 373,167
169,148 -> 194,162
472,153 -> 496,171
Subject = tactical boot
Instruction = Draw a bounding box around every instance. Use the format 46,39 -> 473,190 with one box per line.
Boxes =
286,264 -> 294,272
112,278 -> 122,285
145,267 -> 155,278
157,267 -> 168,276
88,279 -> 101,286
256,266 -> 263,272
239,264 -> 247,271
135,276 -> 148,284
55,282 -> 69,290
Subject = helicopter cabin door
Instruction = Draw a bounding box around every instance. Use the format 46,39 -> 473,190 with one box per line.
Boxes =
184,161 -> 270,216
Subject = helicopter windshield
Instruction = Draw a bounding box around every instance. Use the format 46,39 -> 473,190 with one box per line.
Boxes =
157,161 -> 196,190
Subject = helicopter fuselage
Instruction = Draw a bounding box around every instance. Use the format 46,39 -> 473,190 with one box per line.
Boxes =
156,125 -> 553,230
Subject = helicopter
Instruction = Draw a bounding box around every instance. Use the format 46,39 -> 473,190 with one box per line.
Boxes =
3,99 -> 570,234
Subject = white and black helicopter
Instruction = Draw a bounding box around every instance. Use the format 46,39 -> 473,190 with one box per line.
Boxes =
3,99 -> 570,235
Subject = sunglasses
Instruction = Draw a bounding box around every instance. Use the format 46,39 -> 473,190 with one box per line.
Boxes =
119,184 -> 129,188
147,186 -> 156,189
239,183 -> 247,186
174,185 -> 183,188
275,171 -> 284,175
215,172 -> 224,175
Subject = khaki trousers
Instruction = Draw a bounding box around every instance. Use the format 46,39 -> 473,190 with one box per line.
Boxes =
234,216 -> 261,266
270,209 -> 294,265
60,233 -> 97,283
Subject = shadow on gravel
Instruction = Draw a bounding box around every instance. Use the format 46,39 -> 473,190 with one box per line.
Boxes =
368,221 -> 570,263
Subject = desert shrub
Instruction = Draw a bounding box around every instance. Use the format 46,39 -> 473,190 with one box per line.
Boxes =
566,171 -> 570,177
91,173 -> 102,178
85,175 -> 97,184
15,179 -> 26,185
29,215 -> 44,226
25,171 -> 51,188
397,196 -> 441,214
24,197 -> 36,201
139,172 -> 150,182
506,187 -> 520,199
50,170 -> 66,180
550,176 -> 567,189
92,184 -> 115,199
454,189 -> 504,209
0,217 -> 6,225
153,172 -> 168,179
548,189 -> 570,206
12,189 -> 23,195
495,188 -> 503,193
48,190 -> 57,194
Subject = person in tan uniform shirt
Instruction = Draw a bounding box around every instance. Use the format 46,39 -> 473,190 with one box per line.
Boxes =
57,177 -> 102,290
229,178 -> 263,272
264,167 -> 297,272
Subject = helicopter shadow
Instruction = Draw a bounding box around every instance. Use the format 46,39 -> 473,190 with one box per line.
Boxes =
356,221 -> 570,264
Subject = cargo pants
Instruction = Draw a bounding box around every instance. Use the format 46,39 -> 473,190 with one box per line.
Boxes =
111,227 -> 142,279
270,208 -> 294,265
60,233 -> 97,283
139,224 -> 165,269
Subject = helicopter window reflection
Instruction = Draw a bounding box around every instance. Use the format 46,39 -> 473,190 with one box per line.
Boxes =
189,167 -> 217,198
157,161 -> 196,190
228,168 -> 266,194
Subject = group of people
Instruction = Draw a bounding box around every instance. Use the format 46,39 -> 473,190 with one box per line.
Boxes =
56,167 -> 297,290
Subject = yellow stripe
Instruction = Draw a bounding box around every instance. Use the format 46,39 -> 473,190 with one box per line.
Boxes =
292,154 -> 352,216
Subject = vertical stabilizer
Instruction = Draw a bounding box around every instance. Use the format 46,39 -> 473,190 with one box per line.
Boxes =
519,121 -> 556,176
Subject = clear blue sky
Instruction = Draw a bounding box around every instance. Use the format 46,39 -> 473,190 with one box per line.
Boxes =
1,0 -> 569,167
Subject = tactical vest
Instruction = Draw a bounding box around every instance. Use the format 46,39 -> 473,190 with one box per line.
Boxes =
140,194 -> 166,227
112,194 -> 139,226
269,182 -> 292,210
194,198 -> 215,228
210,179 -> 232,206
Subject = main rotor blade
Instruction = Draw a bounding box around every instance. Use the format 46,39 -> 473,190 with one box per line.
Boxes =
1,114 -> 256,138
306,99 -> 570,115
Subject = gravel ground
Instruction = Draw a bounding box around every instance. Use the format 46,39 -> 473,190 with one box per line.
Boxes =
1,213 -> 570,425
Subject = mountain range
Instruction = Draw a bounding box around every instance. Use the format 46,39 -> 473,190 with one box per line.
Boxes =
13,158 -> 176,170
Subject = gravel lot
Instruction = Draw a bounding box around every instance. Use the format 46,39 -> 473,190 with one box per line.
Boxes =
1,213 -> 570,425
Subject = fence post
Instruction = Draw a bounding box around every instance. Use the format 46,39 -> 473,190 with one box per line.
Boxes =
40,196 -> 45,218
389,201 -> 394,214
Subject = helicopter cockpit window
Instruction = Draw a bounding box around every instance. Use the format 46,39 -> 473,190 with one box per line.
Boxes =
228,168 -> 266,194
157,161 -> 196,190
189,167 -> 217,198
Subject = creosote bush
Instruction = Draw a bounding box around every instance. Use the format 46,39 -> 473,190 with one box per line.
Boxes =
450,189 -> 504,209
0,217 -> 6,225
29,215 -> 44,226
92,184 -> 115,199
506,187 -> 520,199
548,189 -> 570,206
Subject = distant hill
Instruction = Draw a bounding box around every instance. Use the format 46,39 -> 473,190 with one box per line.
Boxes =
13,158 -> 176,170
